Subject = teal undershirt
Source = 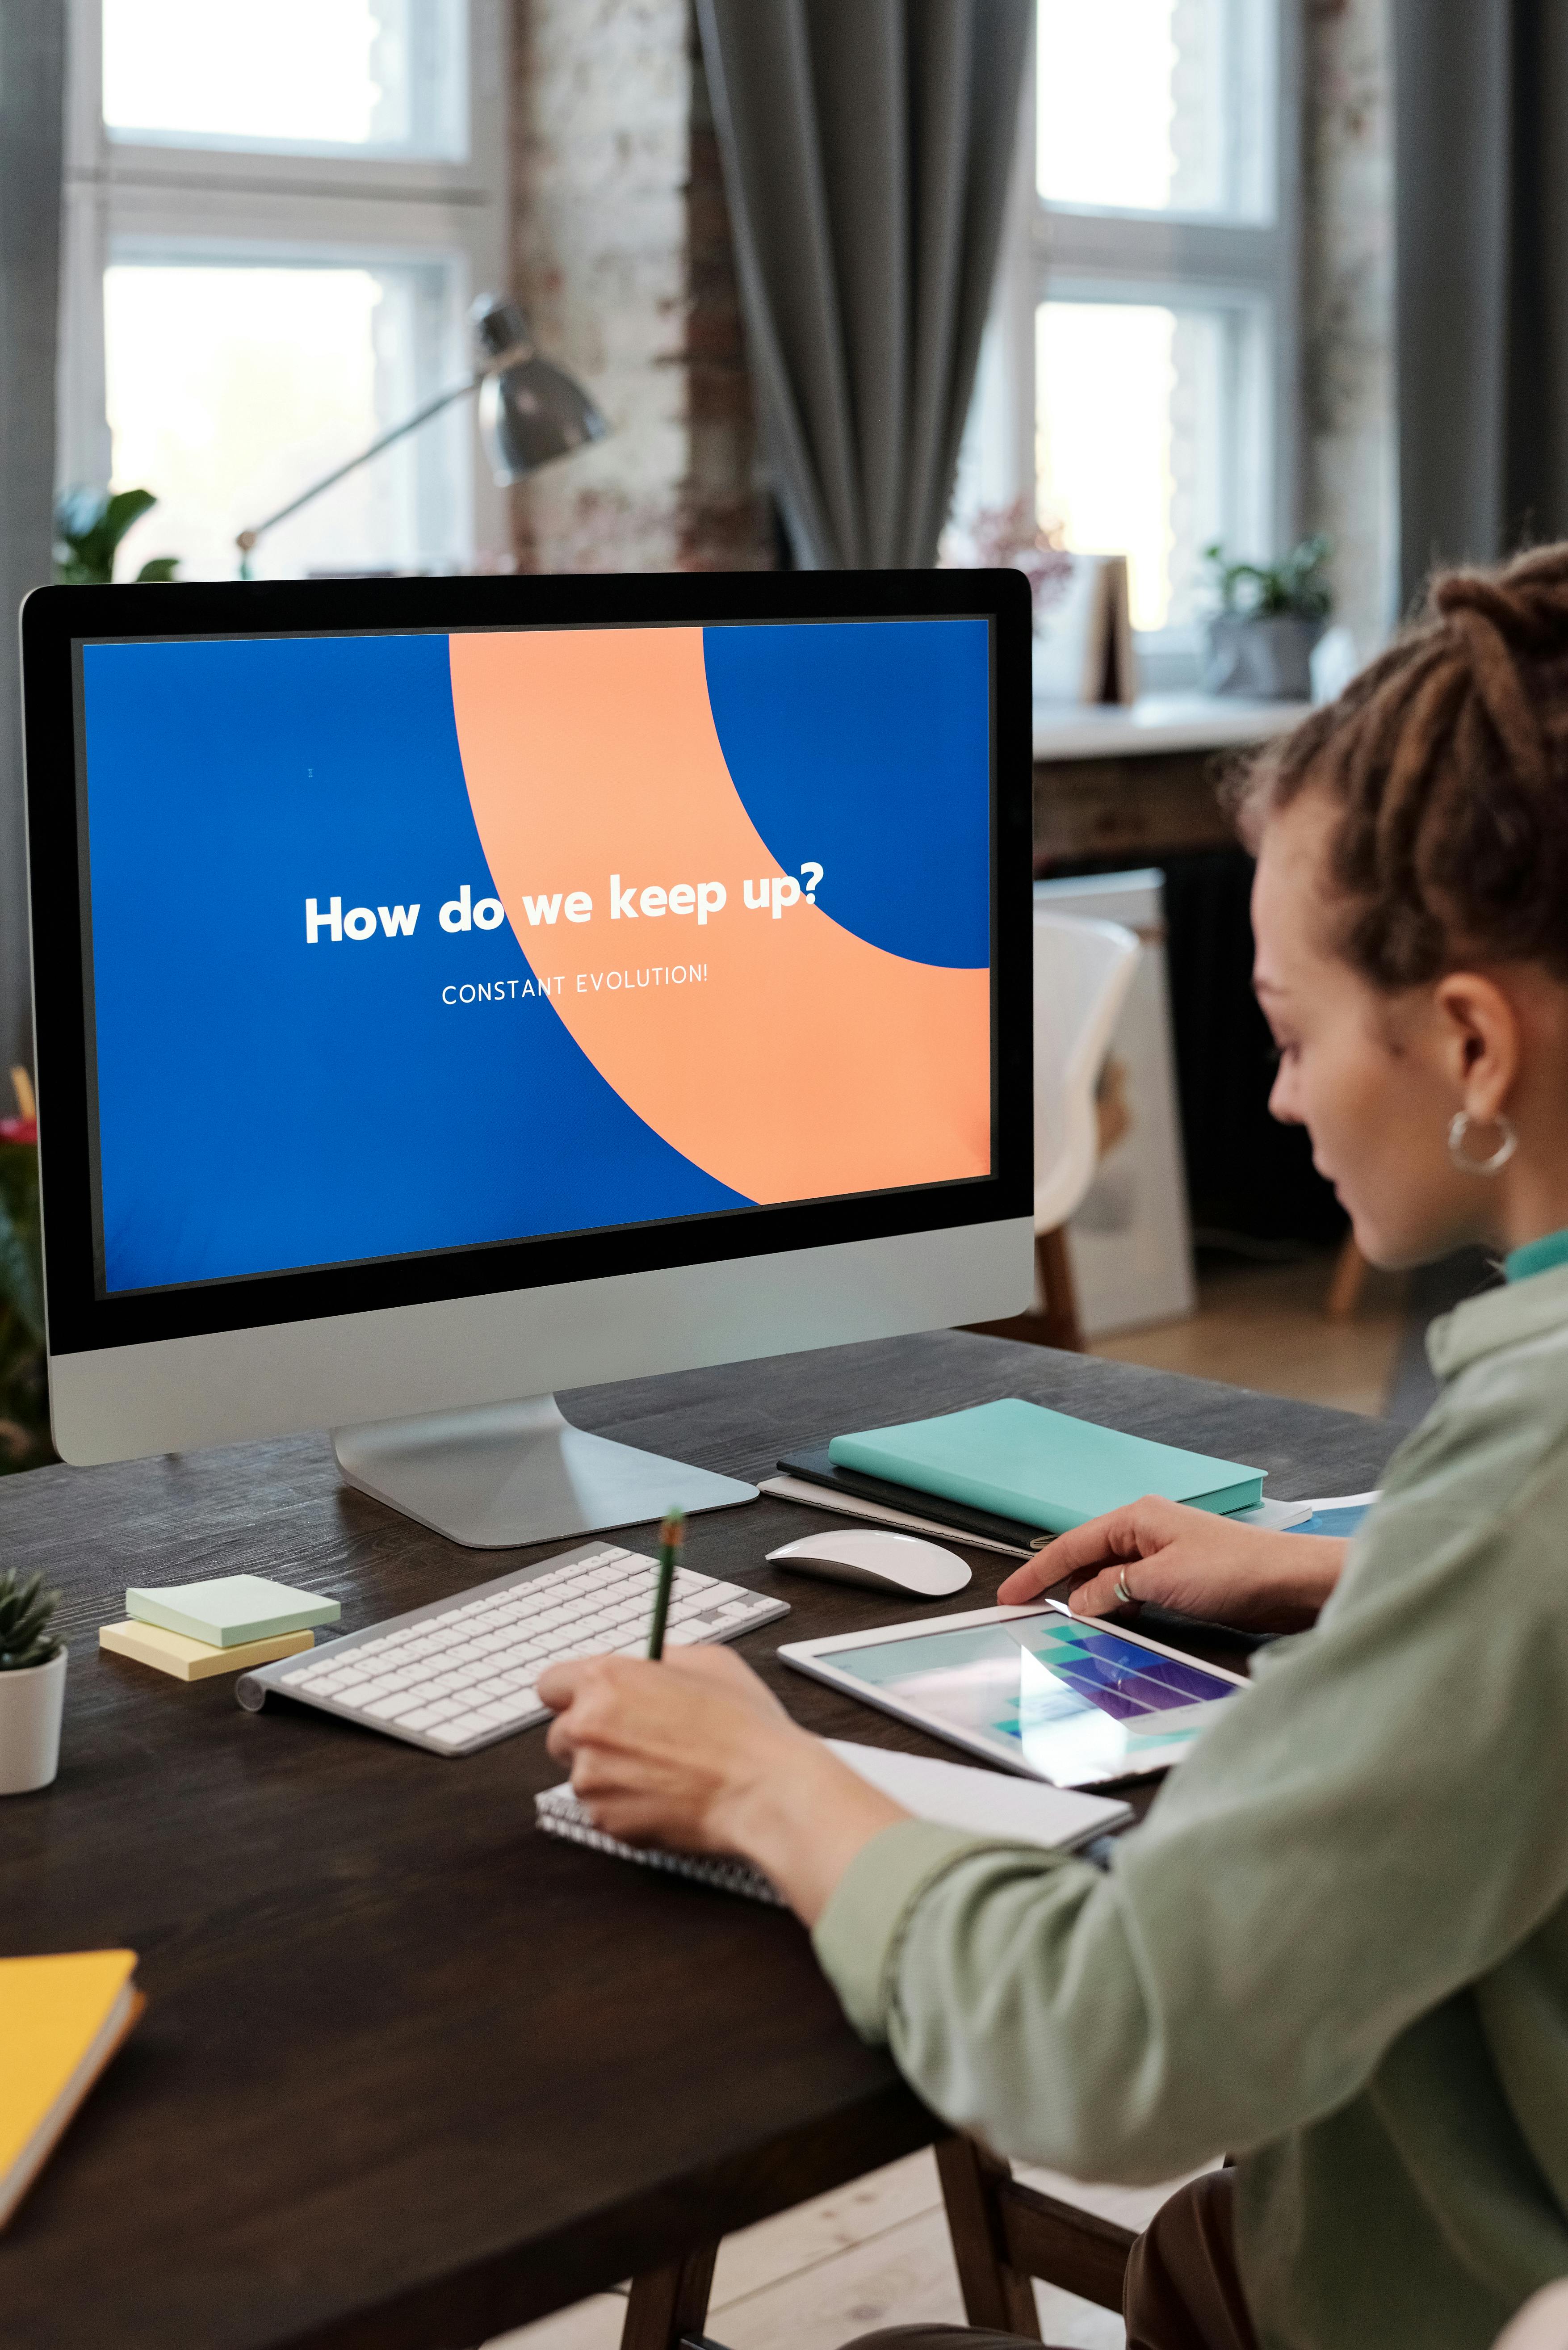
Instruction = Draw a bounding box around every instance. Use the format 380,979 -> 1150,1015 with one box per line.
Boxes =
1504,1228 -> 1568,1283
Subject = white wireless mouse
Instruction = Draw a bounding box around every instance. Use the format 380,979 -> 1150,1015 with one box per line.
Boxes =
765,1528 -> 973,1598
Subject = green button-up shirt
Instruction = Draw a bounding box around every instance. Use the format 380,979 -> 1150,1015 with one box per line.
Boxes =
813,1264 -> 1568,2350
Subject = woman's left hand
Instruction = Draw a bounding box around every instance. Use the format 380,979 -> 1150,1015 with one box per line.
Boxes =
539,1644 -> 907,1925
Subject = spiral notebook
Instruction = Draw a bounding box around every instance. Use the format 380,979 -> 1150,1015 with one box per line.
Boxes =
534,1740 -> 1132,1904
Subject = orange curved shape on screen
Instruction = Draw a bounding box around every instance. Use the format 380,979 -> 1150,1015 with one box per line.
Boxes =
447,625 -> 990,1205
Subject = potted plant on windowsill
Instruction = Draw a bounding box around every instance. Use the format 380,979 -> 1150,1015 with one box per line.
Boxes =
1202,534 -> 1333,700
0,1570 -> 65,1795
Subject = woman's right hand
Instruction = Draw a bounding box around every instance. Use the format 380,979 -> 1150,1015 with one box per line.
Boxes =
996,1496 -> 1346,1632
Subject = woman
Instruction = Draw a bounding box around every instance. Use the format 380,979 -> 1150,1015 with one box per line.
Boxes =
540,547 -> 1568,2350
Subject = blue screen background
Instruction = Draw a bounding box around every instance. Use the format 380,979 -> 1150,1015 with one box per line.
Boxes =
704,619 -> 989,969
80,617 -> 990,1295
82,633 -> 746,1292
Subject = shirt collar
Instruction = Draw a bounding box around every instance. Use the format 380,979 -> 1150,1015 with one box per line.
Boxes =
1504,1227 -> 1568,1284
1427,1258 -> 1568,1382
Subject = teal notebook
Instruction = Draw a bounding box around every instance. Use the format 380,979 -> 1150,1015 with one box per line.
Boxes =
828,1399 -> 1263,1535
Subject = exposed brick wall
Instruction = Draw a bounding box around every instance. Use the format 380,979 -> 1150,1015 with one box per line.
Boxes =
1302,0 -> 1398,655
508,0 -> 770,575
680,19 -> 770,571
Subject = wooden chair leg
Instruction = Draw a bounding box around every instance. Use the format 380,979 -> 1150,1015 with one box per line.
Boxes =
964,1229 -> 1085,1354
620,2241 -> 720,2350
937,2131 -> 1136,2321
1035,1228 -> 1084,1351
936,2134 -> 1044,2339
1325,1232 -> 1368,1320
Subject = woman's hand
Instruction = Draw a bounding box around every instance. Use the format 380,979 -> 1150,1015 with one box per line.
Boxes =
996,1497 -> 1346,1633
538,1643 -> 907,1925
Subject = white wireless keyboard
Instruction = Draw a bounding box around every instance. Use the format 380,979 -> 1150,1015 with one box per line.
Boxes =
235,1538 -> 790,1756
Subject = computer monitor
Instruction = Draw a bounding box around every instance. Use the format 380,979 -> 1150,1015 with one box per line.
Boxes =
22,570 -> 1034,1547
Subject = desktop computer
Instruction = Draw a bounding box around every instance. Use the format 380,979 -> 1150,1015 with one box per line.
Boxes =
22,569 -> 1034,1550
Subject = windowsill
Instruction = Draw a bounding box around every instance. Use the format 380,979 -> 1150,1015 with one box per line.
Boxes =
1033,692 -> 1312,762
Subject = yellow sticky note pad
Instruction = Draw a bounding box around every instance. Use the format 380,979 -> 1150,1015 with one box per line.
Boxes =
99,1620 -> 314,1681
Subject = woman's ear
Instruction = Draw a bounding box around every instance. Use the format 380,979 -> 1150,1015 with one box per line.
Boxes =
1431,971 -> 1522,1121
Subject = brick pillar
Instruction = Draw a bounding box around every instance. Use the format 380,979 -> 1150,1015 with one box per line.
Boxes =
509,0 -> 771,575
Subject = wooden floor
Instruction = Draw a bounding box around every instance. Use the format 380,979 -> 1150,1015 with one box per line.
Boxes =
1093,1244 -> 1408,1420
489,1250 -> 1408,2350
487,2147 -> 1189,2350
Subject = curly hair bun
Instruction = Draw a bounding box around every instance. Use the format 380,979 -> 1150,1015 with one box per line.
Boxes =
1230,543 -> 1568,987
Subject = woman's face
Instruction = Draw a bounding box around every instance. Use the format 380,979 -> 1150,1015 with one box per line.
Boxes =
1251,792 -> 1497,1269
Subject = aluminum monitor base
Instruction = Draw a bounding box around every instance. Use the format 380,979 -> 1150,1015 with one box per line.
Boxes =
332,1394 -> 757,1550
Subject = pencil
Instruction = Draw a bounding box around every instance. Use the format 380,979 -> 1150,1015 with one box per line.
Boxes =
646,1507 -> 684,1660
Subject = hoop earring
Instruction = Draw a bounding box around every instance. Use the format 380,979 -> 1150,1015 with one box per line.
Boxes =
1447,1110 -> 1518,1176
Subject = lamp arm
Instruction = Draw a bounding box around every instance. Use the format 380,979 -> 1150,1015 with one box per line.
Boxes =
235,370 -> 483,559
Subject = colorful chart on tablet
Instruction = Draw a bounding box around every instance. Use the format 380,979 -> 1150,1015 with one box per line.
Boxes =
831,1613 -> 1240,1786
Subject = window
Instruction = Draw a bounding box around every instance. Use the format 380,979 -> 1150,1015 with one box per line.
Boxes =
60,0 -> 511,582
962,0 -> 1299,685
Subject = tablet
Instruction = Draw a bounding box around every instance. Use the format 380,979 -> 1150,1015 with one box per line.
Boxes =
779,1602 -> 1249,1788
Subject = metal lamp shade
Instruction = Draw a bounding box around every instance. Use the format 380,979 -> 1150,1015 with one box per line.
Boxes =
471,296 -> 607,486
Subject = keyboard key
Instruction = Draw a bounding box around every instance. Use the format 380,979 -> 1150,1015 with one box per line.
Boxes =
364,1694 -> 426,1723
486,1693 -> 541,1723
427,1719 -> 479,1749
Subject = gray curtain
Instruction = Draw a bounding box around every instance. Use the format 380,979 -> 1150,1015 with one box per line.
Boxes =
1394,0 -> 1568,611
696,0 -> 1031,570
0,1 -> 64,1079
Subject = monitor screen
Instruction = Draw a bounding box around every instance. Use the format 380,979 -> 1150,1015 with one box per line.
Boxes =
75,616 -> 995,1298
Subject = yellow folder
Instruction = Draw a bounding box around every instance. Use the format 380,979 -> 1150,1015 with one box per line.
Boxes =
0,1949 -> 143,2228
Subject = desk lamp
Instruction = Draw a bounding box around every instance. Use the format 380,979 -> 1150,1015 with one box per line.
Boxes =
234,293 -> 607,577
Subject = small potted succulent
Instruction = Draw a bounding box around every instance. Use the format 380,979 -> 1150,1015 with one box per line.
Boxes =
1203,534 -> 1333,700
0,1569 -> 66,1795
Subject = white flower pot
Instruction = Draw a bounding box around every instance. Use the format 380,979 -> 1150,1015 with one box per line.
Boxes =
0,1647 -> 66,1795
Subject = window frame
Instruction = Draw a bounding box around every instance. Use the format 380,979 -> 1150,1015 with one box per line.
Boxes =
973,1 -> 1304,687
59,0 -> 514,575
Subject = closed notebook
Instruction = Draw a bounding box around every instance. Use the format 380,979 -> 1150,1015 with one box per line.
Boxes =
777,1446 -> 1040,1552
828,1398 -> 1263,1535
0,1949 -> 143,2229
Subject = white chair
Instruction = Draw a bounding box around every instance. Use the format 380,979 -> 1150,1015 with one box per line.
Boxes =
1495,2282 -> 1568,2350
972,910 -> 1141,1351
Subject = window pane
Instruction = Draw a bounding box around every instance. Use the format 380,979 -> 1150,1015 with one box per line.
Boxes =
104,261 -> 470,581
1037,0 -> 1273,221
1037,299 -> 1264,633
102,0 -> 465,159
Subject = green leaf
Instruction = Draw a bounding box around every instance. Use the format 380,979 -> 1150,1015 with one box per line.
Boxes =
53,487 -> 162,584
101,488 -> 158,547
135,555 -> 180,583
0,1566 -> 60,1668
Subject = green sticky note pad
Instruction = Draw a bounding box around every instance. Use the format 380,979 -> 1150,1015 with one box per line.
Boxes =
125,1574 -> 340,1649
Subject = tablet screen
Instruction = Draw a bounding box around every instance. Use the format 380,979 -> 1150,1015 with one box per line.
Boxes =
823,1611 -> 1240,1786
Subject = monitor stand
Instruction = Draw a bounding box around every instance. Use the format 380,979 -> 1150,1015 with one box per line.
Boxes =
331,1393 -> 757,1551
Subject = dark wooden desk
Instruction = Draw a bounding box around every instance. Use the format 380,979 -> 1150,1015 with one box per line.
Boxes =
2,1331 -> 1398,2350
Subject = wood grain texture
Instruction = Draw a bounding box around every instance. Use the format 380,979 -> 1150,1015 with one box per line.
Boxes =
1032,751 -> 1234,871
0,1330 -> 1398,2350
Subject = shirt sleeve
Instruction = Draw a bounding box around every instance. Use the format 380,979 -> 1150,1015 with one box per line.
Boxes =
809,1393 -> 1568,2185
